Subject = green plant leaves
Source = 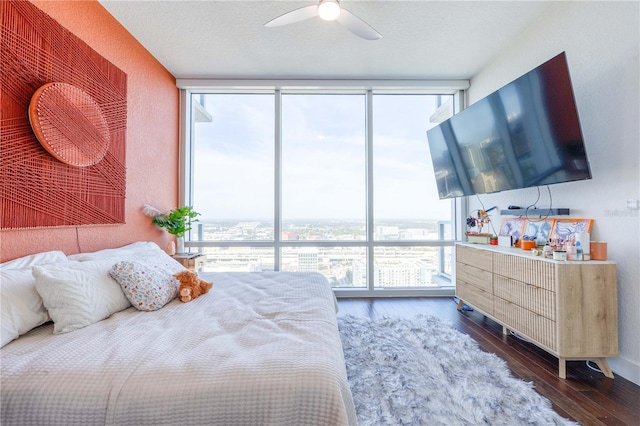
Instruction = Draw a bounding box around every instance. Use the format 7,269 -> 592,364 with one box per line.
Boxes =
152,206 -> 200,237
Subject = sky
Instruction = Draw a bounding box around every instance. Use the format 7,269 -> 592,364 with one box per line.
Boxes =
192,93 -> 453,222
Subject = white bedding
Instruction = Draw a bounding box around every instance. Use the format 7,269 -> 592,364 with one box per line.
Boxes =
1,272 -> 356,426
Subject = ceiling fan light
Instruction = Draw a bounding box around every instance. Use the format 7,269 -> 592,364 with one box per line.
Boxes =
318,1 -> 341,21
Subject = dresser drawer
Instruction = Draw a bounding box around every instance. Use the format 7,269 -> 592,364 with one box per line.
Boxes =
457,279 -> 493,316
457,262 -> 493,293
494,297 -> 557,351
493,252 -> 555,292
456,244 -> 493,271
494,276 -> 556,321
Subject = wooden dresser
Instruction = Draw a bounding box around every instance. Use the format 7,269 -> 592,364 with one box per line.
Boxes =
455,243 -> 618,379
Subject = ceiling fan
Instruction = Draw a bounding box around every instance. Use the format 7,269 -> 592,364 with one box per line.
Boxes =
264,0 -> 382,40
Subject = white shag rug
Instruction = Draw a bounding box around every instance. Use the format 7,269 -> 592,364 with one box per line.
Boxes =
338,314 -> 579,426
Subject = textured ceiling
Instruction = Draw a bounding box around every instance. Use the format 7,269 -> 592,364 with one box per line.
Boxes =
99,1 -> 559,80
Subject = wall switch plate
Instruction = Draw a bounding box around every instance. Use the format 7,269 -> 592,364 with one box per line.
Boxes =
627,199 -> 639,210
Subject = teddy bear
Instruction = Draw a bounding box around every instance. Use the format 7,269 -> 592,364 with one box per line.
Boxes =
173,269 -> 213,303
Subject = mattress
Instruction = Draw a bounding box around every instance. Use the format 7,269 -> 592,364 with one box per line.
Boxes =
1,272 -> 356,426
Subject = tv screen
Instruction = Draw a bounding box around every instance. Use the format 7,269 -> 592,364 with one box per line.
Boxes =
427,52 -> 591,200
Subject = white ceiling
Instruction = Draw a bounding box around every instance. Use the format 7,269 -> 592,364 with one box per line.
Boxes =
98,0 -> 560,80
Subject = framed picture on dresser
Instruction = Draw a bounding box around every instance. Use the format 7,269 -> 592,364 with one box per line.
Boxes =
498,218 -> 526,245
550,219 -> 594,241
522,219 -> 555,245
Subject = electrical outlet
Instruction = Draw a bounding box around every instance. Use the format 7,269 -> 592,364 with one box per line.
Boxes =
627,199 -> 639,210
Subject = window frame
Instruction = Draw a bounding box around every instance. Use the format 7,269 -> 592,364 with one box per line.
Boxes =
178,80 -> 469,297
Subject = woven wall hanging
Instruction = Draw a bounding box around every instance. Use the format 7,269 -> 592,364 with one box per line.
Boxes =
0,0 -> 127,229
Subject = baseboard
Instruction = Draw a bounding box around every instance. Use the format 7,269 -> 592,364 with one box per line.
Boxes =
609,356 -> 640,386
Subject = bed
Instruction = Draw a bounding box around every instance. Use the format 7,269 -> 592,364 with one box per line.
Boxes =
0,243 -> 356,426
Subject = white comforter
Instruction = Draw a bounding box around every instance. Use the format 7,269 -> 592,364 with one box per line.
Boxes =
1,272 -> 356,426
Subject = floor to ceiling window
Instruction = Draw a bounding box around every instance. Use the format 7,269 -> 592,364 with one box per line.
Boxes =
183,85 -> 462,296
371,94 -> 455,290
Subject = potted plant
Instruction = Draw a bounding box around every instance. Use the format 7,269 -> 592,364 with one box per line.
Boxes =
152,206 -> 200,254
465,207 -> 496,244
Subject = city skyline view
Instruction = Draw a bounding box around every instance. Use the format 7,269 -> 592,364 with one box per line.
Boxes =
192,218 -> 451,241
191,219 -> 453,288
187,92 -> 456,290
191,93 -> 454,223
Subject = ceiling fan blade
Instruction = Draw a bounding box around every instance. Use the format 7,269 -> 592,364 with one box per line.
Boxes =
265,5 -> 318,27
337,8 -> 382,40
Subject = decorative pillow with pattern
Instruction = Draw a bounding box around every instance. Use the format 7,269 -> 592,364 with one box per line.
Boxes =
109,260 -> 180,311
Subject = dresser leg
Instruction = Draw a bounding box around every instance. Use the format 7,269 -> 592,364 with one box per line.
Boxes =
456,299 -> 465,311
593,358 -> 615,378
559,358 -> 567,379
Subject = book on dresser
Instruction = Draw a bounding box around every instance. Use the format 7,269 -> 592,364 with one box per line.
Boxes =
455,242 -> 618,379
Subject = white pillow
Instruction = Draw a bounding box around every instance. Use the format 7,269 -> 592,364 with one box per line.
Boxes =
67,241 -> 164,262
1,250 -> 67,269
0,268 -> 51,347
66,242 -> 185,278
0,251 -> 67,347
33,259 -> 132,334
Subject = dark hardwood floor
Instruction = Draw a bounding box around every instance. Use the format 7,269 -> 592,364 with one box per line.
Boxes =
336,297 -> 640,426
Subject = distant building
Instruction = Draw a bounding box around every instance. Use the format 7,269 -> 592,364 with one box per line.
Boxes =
281,231 -> 299,240
352,260 -> 433,287
402,228 -> 434,240
375,226 -> 399,240
298,248 -> 319,272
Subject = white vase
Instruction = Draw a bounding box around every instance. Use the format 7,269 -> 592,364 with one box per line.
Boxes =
176,236 -> 185,254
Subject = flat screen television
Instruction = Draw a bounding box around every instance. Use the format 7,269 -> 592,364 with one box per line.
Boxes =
426,52 -> 591,200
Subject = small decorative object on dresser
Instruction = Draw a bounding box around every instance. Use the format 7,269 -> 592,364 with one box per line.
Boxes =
465,233 -> 492,244
499,217 -> 526,246
590,241 -> 608,260
455,242 -> 618,379
465,209 -> 496,244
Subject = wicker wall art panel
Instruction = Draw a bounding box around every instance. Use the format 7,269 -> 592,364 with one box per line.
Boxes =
0,0 -> 127,229
29,82 -> 111,167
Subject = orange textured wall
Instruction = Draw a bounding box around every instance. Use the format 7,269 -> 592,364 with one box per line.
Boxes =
0,0 -> 179,262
